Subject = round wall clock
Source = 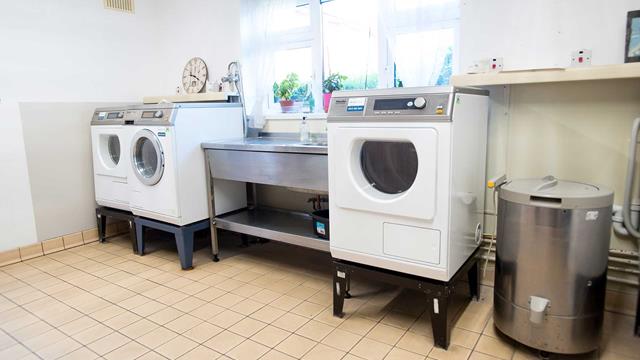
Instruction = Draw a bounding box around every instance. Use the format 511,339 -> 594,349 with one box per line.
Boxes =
182,57 -> 208,94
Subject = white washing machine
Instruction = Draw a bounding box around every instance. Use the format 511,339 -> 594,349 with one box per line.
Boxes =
90,107 -> 136,211
328,87 -> 489,281
127,103 -> 247,226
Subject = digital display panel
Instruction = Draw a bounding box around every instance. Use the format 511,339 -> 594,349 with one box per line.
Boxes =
107,112 -> 119,119
373,98 -> 416,110
142,111 -> 156,118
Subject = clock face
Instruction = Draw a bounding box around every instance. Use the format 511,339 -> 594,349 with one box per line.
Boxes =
182,57 -> 208,94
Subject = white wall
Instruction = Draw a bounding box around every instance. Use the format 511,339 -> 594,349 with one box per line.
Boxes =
0,0 -> 241,250
459,0 -> 640,71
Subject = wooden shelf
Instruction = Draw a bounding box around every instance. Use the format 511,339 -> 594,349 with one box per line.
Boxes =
143,92 -> 238,104
451,63 -> 640,87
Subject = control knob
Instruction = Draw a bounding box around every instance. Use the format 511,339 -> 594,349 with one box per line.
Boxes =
154,110 -> 163,118
413,97 -> 427,109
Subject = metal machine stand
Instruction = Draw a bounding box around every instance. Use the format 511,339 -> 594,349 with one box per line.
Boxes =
96,207 -> 138,254
134,217 -> 209,270
332,250 -> 480,350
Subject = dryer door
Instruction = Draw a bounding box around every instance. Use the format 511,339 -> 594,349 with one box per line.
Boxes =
331,126 -> 439,220
131,129 -> 165,186
91,126 -> 127,178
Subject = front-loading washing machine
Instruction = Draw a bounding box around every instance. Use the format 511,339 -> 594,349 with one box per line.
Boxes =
328,87 -> 489,281
127,103 -> 247,226
90,106 -> 136,211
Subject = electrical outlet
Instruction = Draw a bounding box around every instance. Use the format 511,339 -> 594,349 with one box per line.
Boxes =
489,57 -> 504,72
571,49 -> 592,67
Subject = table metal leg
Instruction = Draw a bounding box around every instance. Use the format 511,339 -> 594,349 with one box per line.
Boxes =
333,264 -> 348,318
468,259 -> 480,301
429,295 -> 450,349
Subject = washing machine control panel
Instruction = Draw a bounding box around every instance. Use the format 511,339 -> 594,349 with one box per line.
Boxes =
329,93 -> 452,119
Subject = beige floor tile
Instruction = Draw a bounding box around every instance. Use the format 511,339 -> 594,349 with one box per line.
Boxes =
137,350 -> 169,360
469,351 -> 502,360
380,311 -> 417,331
58,346 -> 99,360
72,323 -> 114,345
229,317 -> 267,337
36,336 -> 82,358
118,294 -> 151,310
321,328 -> 362,352
103,311 -> 142,330
249,305 -> 286,324
58,316 -> 100,336
120,318 -> 159,339
227,339 -> 270,360
156,335 -> 198,359
338,315 -> 377,336
184,321 -> 223,343
193,286 -> 226,302
148,307 -> 184,325
157,290 -> 190,306
231,283 -> 262,298
131,300 -> 167,317
396,331 -> 434,356
137,326 -> 179,348
261,349 -> 297,360
350,337 -> 392,360
216,278 -> 245,292
272,312 -> 309,332
451,327 -> 480,349
87,331 -> 130,355
251,325 -> 291,347
474,335 -> 514,360
367,322 -> 406,346
314,308 -> 346,327
23,328 -> 67,351
233,271 -> 263,283
302,343 -> 346,360
455,303 -> 492,333
0,343 -> 33,359
173,296 -> 207,313
230,298 -> 265,316
251,289 -> 282,304
165,314 -> 203,334
180,282 -> 209,295
271,295 -> 304,312
190,302 -> 226,321
0,331 -> 16,351
178,345 -> 221,360
90,304 -> 126,322
104,341 -> 150,360
286,285 -> 319,301
295,320 -> 334,341
204,330 -> 246,353
384,347 -> 426,360
11,320 -> 53,342
209,310 -> 246,328
291,301 -> 325,319
428,344 -> 471,360
275,333 -> 317,358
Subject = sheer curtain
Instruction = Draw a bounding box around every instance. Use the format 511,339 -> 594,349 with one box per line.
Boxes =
240,0 -> 297,128
379,0 -> 459,87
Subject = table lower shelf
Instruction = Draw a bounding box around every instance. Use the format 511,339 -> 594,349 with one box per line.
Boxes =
215,207 -> 329,252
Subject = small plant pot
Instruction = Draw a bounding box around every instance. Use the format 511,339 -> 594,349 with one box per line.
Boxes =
280,100 -> 302,113
323,93 -> 332,113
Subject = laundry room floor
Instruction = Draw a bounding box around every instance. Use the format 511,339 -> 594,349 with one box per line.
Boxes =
0,235 -> 637,360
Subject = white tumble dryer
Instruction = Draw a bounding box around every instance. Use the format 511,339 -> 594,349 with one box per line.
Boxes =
91,107 -> 136,211
327,87 -> 489,281
127,103 -> 247,226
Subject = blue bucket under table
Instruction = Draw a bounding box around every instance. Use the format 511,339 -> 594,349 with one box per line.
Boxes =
134,217 -> 210,270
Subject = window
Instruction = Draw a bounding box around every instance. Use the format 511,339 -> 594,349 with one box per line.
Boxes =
240,0 -> 459,119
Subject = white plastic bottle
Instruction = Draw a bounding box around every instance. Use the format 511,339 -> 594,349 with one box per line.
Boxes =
300,116 -> 310,144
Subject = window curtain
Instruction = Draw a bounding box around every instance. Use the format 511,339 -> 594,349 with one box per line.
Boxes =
378,0 -> 460,87
240,0 -> 297,128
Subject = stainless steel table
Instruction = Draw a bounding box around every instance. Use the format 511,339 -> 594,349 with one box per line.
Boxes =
202,134 -> 329,261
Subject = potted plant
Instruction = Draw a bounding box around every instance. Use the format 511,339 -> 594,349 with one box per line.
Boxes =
273,73 -> 302,113
322,73 -> 347,112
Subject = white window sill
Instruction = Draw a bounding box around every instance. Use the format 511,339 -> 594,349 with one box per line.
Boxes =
263,112 -> 328,121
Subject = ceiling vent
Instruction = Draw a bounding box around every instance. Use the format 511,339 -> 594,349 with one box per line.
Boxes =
104,0 -> 135,13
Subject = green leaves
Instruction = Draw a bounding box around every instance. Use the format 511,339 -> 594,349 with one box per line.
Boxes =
322,73 -> 347,93
274,73 -> 301,100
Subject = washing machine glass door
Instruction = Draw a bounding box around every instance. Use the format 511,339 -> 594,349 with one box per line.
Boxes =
332,126 -> 438,220
131,129 -> 164,186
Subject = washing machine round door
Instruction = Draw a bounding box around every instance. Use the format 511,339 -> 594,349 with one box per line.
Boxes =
360,141 -> 419,194
131,129 -> 164,186
100,134 -> 121,168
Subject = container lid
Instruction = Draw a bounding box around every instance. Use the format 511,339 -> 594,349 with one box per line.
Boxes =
499,175 -> 613,209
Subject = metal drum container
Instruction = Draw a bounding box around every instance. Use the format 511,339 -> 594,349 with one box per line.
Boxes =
494,176 -> 613,354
